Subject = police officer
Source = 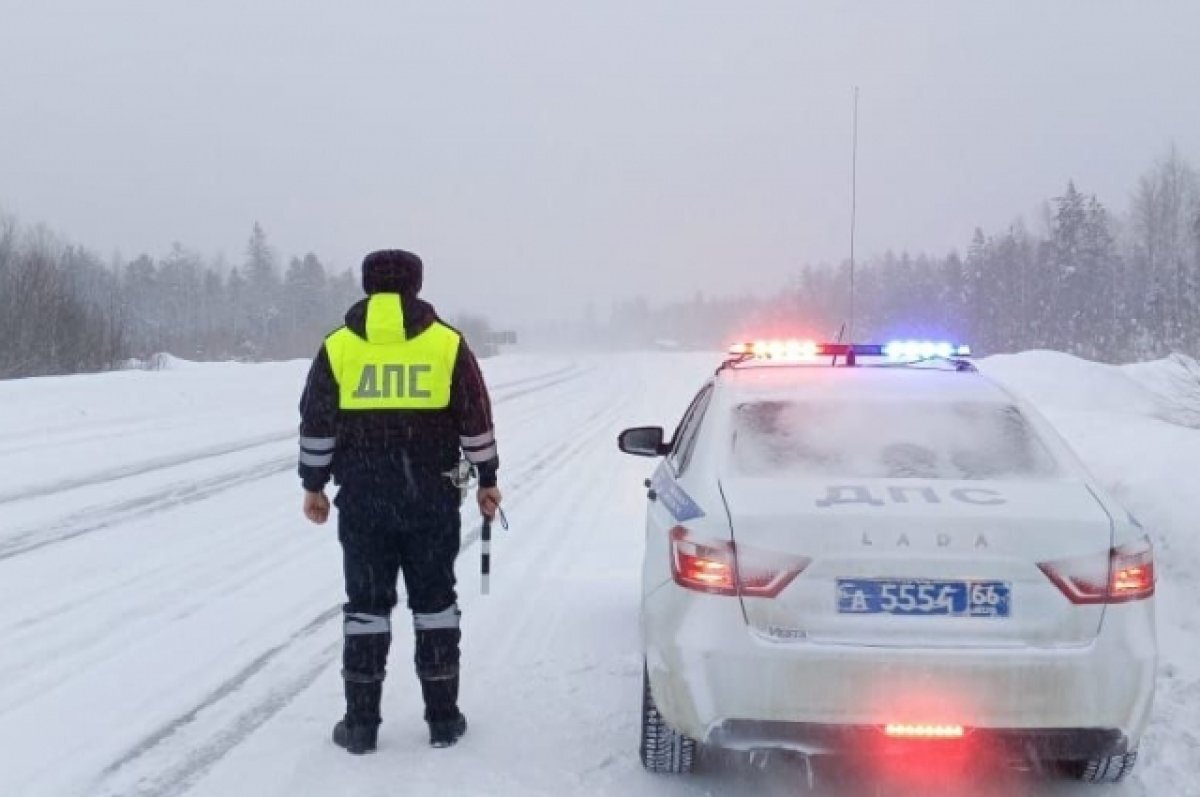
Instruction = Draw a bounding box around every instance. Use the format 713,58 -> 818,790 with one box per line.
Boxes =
297,249 -> 501,754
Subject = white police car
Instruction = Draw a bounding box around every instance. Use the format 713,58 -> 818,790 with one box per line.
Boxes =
618,340 -> 1156,783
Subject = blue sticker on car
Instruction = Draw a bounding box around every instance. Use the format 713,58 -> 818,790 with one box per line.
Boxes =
651,467 -> 706,522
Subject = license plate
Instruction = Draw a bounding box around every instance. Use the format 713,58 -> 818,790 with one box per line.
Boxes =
836,579 -> 1011,618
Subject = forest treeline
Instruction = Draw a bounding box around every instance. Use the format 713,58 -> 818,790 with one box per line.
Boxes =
0,221 -> 358,377
2,147 -> 1198,377
0,222 -> 496,377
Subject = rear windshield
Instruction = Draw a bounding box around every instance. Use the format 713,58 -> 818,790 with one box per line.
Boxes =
730,400 -> 1060,480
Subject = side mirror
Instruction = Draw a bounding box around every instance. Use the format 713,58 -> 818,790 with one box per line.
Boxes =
618,426 -> 669,457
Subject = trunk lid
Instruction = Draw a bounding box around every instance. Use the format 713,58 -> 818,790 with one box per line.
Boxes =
721,477 -> 1113,647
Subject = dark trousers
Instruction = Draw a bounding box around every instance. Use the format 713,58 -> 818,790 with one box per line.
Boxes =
336,482 -> 463,724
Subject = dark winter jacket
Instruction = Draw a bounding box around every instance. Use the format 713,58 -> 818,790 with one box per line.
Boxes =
297,294 -> 498,496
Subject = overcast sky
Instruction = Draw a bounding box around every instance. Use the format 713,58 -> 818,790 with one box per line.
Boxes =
2,0 -> 1199,322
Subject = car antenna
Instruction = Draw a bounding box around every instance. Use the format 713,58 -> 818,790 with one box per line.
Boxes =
834,87 -> 860,368
844,84 -> 864,367
849,86 -> 859,344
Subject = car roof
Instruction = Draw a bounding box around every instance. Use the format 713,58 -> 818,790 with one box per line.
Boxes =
716,363 -> 1015,405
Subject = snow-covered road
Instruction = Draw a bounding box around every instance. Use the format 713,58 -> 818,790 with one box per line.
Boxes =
0,352 -> 1196,796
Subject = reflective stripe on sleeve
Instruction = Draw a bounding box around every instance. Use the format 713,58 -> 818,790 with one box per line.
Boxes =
300,436 -> 336,451
464,444 -> 498,464
459,431 -> 494,449
299,450 -> 334,467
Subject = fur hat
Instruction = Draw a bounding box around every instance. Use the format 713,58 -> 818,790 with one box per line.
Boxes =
362,249 -> 423,295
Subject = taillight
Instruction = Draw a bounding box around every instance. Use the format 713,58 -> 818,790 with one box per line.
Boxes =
1108,540 -> 1155,602
1038,536 -> 1155,605
669,526 -> 810,598
670,527 -> 737,595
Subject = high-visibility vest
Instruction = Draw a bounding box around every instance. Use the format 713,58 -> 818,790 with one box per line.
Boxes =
324,293 -> 461,411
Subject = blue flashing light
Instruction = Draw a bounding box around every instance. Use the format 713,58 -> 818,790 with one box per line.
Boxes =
884,340 -> 971,361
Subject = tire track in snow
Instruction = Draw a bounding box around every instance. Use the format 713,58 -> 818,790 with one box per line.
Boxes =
0,431 -> 297,507
89,366 -> 624,797
0,363 -> 605,738
0,455 -> 294,562
0,363 -> 590,563
0,363 -> 582,510
0,394 -> 610,664
92,450 -> 612,796
95,606 -> 343,797
0,364 -> 606,703
490,363 -> 591,403
487,362 -> 583,400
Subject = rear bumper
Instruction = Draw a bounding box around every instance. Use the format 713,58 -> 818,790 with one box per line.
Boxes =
642,585 -> 1156,753
707,721 -> 1129,761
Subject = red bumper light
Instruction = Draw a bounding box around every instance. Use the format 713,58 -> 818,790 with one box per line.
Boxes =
885,723 -> 965,740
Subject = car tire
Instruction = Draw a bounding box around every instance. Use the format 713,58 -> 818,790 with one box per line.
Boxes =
640,666 -> 697,774
1071,749 -> 1138,783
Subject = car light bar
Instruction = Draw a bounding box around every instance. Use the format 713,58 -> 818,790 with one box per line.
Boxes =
884,723 -> 965,740
727,339 -> 970,362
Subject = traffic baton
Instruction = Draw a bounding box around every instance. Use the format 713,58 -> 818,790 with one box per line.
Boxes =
480,507 -> 508,596
480,516 -> 492,595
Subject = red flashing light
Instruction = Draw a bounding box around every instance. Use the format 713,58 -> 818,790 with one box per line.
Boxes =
728,339 -> 819,361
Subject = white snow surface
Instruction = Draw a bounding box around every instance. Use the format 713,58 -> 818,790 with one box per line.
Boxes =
0,351 -> 1196,796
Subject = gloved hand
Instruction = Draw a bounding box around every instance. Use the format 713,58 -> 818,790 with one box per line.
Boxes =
477,486 -> 502,520
304,490 -> 331,524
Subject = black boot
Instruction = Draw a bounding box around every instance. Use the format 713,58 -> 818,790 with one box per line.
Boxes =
415,624 -> 464,747
332,719 -> 379,754
421,675 -> 466,747
333,678 -> 382,754
428,712 -> 468,748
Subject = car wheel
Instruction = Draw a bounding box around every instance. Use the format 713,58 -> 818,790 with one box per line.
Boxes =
640,666 -> 697,774
1071,749 -> 1138,783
